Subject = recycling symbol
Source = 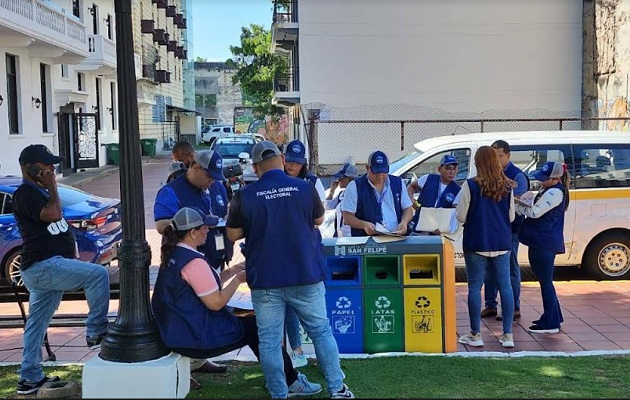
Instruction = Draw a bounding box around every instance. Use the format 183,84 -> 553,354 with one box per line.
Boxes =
336,296 -> 351,309
375,296 -> 391,309
415,296 -> 430,308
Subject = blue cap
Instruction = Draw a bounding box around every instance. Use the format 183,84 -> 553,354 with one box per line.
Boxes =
532,161 -> 564,182
440,155 -> 458,166
283,140 -> 307,165
194,150 -> 225,180
333,163 -> 359,179
367,150 -> 389,174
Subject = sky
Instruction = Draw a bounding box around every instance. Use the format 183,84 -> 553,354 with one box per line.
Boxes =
191,0 -> 273,62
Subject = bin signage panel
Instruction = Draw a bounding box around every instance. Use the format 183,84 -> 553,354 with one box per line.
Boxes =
325,289 -> 363,353
404,288 -> 443,353
364,288 -> 403,353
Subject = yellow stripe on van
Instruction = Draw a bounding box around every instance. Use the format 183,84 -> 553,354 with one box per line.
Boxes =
571,189 -> 630,200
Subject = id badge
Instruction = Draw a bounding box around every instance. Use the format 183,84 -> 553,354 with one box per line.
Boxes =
215,234 -> 225,251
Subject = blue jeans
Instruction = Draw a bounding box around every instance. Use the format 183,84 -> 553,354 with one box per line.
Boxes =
464,252 -> 513,334
285,306 -> 302,351
19,256 -> 110,383
484,232 -> 521,311
528,247 -> 564,329
251,282 -> 344,398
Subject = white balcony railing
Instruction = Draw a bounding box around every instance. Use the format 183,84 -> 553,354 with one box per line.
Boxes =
0,0 -> 88,56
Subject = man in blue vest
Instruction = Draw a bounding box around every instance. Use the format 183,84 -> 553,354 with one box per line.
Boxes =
226,141 -> 354,399
406,155 -> 462,231
341,150 -> 414,236
154,149 -> 230,375
481,140 -> 530,321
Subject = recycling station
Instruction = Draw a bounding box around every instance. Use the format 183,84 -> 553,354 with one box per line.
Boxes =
322,235 -> 457,354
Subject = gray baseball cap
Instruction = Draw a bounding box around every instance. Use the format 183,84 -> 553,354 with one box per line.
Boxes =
251,140 -> 281,164
172,207 -> 219,231
194,150 -> 225,180
167,161 -> 186,176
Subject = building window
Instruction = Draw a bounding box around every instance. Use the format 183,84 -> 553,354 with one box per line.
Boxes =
6,54 -> 19,135
106,14 -> 113,40
110,82 -> 117,130
61,64 -> 68,78
77,72 -> 85,91
95,77 -> 101,131
92,3 -> 98,35
40,63 -> 49,132
72,0 -> 80,18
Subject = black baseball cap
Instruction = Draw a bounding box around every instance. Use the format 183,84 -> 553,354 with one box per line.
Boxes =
19,144 -> 64,165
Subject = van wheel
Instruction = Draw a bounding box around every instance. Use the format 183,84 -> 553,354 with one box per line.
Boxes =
3,251 -> 23,287
583,233 -> 630,280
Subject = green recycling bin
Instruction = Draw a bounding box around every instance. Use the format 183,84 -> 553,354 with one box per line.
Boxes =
104,143 -> 120,166
140,138 -> 158,156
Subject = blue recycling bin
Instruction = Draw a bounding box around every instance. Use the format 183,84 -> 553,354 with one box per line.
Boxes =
324,256 -> 364,353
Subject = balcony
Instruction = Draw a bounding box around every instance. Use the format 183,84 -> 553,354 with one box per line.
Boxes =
167,40 -> 177,53
0,0 -> 89,63
153,29 -> 168,45
154,0 -> 167,9
75,34 -> 116,74
166,5 -> 177,17
272,66 -> 300,107
271,0 -> 298,54
173,13 -> 184,28
141,19 -> 155,34
155,69 -> 171,84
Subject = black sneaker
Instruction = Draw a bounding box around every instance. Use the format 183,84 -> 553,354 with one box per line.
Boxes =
17,376 -> 60,395
528,324 -> 559,334
87,332 -> 107,349
331,384 -> 355,399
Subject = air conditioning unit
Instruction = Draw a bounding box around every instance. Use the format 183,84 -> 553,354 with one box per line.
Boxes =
155,70 -> 171,84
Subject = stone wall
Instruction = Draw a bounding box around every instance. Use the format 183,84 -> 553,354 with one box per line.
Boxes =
194,62 -> 243,125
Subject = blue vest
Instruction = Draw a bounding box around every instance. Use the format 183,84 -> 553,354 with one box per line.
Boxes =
305,173 -> 318,187
239,169 -> 326,289
518,183 -> 566,254
504,162 -> 530,233
462,179 -> 512,252
351,175 -> 403,237
168,175 -> 229,267
151,246 -> 244,350
412,174 -> 461,226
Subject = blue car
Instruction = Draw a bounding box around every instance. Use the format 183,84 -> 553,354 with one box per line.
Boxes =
0,177 -> 122,288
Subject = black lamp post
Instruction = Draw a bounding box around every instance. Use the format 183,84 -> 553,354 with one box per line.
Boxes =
100,0 -> 168,362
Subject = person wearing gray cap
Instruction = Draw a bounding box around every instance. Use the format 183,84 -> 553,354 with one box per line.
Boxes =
227,141 -> 354,399
154,149 -> 231,374
151,207 -> 321,395
322,163 -> 359,238
13,144 -> 109,395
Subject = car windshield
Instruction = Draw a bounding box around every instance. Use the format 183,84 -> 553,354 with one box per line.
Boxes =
57,185 -> 92,206
213,142 -> 254,158
389,151 -> 422,175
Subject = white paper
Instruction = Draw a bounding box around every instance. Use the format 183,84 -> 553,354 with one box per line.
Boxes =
515,191 -> 535,208
227,290 -> 253,310
374,223 -> 406,237
335,236 -> 370,245
416,208 -> 457,234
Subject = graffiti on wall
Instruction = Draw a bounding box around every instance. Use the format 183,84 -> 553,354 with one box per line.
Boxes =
233,107 -> 291,147
592,97 -> 630,131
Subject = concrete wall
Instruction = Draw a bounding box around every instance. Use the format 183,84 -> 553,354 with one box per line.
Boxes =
194,62 -> 242,125
582,0 -> 630,131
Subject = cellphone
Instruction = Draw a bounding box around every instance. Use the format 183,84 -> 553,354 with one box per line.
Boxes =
27,165 -> 42,180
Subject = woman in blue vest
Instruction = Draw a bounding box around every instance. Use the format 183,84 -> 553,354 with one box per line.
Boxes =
406,154 -> 461,231
516,161 -> 569,334
152,207 -> 321,396
456,146 -> 516,348
282,139 -> 325,368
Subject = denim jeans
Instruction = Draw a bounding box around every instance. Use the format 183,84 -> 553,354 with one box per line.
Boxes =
483,232 -> 521,311
285,306 -> 302,351
251,282 -> 344,398
464,252 -> 513,334
528,247 -> 564,329
19,256 -> 110,383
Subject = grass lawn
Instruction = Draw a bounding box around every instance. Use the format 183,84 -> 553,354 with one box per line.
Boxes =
1,355 -> 630,398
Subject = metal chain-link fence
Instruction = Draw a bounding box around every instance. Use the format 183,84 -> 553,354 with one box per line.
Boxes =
298,103 -> 630,176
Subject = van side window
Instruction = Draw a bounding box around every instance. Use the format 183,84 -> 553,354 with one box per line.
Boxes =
509,145 -> 570,190
571,145 -> 630,189
0,193 -> 13,215
406,148 -> 471,185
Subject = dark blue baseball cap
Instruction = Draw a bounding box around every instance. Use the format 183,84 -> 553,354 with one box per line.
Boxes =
440,155 -> 458,166
367,150 -> 389,174
284,140 -> 307,165
19,144 -> 64,165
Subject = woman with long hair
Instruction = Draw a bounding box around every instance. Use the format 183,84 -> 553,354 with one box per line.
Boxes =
151,207 -> 321,396
516,161 -> 569,333
455,146 -> 516,348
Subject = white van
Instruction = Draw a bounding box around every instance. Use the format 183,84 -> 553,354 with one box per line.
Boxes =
389,130 -> 630,280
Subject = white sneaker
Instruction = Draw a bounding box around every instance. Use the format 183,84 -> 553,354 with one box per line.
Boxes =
499,333 -> 514,348
458,331 -> 484,347
330,384 -> 354,399
291,352 -> 308,368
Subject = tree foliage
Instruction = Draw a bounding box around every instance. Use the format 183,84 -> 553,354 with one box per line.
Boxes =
226,24 -> 287,118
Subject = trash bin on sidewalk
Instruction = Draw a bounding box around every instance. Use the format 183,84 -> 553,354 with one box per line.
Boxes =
324,256 -> 364,353
140,138 -> 158,156
363,255 -> 403,353
104,143 -> 120,166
